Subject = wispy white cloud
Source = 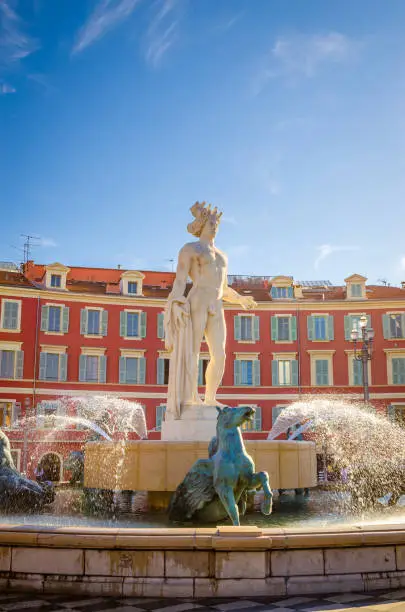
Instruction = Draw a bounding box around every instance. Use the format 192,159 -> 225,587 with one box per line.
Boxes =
72,0 -> 141,55
314,244 -> 360,270
27,73 -> 56,94
0,81 -> 16,95
39,237 -> 57,248
0,1 -> 38,91
144,0 -> 181,67
214,11 -> 244,34
400,256 -> 405,271
253,32 -> 361,95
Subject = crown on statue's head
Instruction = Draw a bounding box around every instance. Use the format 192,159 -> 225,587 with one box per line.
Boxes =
187,201 -> 222,237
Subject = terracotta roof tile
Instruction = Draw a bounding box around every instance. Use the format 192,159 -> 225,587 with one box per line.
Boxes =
0,270 -> 36,288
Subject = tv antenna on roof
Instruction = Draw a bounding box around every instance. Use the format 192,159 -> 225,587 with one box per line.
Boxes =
21,234 -> 41,264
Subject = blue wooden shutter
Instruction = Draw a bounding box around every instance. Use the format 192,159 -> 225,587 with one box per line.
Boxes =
271,360 -> 279,386
271,287 -> 277,299
307,316 -> 314,340
344,316 -> 352,340
101,310 -> 108,336
291,360 -> 299,386
157,358 -> 165,384
59,354 -> 67,381
288,286 -> 294,299
290,316 -> 297,341
157,313 -> 165,339
316,359 -> 328,385
253,360 -> 260,386
387,404 -> 395,421
271,316 -> 278,341
198,359 -> 203,385
234,316 -> 241,340
80,309 -> 87,334
79,355 -> 87,382
253,316 -> 260,340
399,359 -> 405,384
62,306 -> 69,333
353,359 -> 363,385
393,358 -> 400,384
156,404 -> 166,431
234,360 -> 241,385
140,312 -> 147,338
15,351 -> 24,379
254,406 -> 262,431
119,356 -> 127,384
99,356 -> 107,383
120,311 -> 127,337
41,305 -> 49,331
39,352 -> 47,380
327,315 -> 334,341
272,405 -> 284,425
401,314 -> 405,338
139,357 -> 146,383
382,314 -> 390,339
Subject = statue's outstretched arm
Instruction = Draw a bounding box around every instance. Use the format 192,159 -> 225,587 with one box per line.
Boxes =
222,281 -> 257,310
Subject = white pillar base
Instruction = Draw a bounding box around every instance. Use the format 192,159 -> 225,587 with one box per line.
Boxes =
161,405 -> 218,441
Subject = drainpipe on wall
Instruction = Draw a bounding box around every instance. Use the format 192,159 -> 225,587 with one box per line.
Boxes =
296,304 -> 302,398
23,295 -> 40,474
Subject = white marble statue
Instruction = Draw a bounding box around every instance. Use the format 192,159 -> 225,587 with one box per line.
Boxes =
164,202 -> 257,420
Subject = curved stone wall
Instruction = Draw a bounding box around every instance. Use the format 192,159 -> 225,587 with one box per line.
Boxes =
1,524 -> 405,596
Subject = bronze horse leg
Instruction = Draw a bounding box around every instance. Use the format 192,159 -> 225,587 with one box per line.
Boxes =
215,482 -> 240,526
250,471 -> 273,515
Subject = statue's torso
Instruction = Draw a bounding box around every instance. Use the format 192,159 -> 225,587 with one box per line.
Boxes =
186,241 -> 227,298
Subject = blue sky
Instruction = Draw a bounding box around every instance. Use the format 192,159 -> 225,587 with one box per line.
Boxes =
1,0 -> 405,284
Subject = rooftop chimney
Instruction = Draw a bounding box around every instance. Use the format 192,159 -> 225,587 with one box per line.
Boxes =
401,281 -> 405,289
117,264 -> 121,269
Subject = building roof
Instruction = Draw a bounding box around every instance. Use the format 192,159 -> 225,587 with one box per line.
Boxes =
2,261 -> 400,302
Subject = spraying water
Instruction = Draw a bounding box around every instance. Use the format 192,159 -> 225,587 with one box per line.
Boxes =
268,397 -> 405,509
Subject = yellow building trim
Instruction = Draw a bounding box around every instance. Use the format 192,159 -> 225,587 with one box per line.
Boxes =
40,345 -> 67,354
80,347 -> 106,356
120,349 -> 145,358
0,341 -> 23,351
272,352 -> 297,359
234,352 -> 259,360
384,350 -> 405,385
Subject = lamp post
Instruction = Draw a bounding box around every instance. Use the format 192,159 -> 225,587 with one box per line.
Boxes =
350,314 -> 374,403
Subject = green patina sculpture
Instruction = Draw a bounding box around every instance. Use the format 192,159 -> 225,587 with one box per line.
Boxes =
168,405 -> 273,526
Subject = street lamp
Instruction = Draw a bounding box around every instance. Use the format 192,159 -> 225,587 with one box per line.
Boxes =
350,314 -> 374,403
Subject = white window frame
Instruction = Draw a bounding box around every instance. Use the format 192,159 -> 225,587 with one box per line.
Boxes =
234,352 -> 260,387
39,345 -> 67,382
42,302 -> 68,336
120,271 -> 145,296
80,347 -> 106,383
310,313 -> 330,342
0,299 -> 22,333
82,306 -> 107,338
273,313 -> 294,343
345,275 -> 367,300
345,350 -> 372,386
45,263 -> 70,290
308,350 -> 335,386
122,309 -> 142,340
385,349 -> 405,385
0,341 -> 23,380
0,399 -> 20,429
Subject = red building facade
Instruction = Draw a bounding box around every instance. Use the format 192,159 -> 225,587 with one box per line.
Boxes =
1,261 -> 405,481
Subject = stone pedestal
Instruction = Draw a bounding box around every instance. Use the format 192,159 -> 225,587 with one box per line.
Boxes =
161,404 -> 218,441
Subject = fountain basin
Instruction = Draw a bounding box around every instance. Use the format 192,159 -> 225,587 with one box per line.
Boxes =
83,440 -> 317,493
1,522 -> 405,597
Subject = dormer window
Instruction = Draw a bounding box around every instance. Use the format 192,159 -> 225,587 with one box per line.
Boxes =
270,276 -> 294,300
45,263 -> 70,291
50,274 -> 61,288
345,274 -> 367,300
120,270 -> 144,297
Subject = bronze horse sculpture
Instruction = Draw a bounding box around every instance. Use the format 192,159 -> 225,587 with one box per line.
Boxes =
169,405 -> 273,525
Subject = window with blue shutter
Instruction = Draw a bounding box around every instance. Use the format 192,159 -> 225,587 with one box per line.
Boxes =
157,313 -> 165,339
345,314 -> 372,340
2,301 -> 19,330
350,284 -> 362,297
392,358 -> 405,385
271,287 -> 292,299
87,310 -> 101,335
240,360 -> 253,385
0,350 -> 16,379
80,309 -> 87,334
50,274 -> 61,288
140,312 -> 147,338
62,307 -> 69,333
353,359 -> 363,386
121,357 -> 146,384
59,354 -> 67,381
157,357 -> 169,385
15,350 -> 23,379
101,310 -> 108,336
156,404 -> 166,431
315,359 -> 329,385
253,360 -> 260,386
48,306 -> 61,332
278,317 -> 290,341
234,360 -> 241,385
99,355 -> 107,383
272,405 -> 285,425
390,314 -> 405,339
240,316 -> 253,341
79,355 -> 100,382
126,312 -> 139,337
128,281 -> 138,294
308,315 -> 334,340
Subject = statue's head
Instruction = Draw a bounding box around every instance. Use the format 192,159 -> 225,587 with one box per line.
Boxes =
216,405 -> 255,430
187,201 -> 222,239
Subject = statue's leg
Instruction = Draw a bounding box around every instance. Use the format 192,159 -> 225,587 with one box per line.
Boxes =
204,307 -> 226,404
216,483 -> 240,526
251,471 -> 273,515
188,294 -> 209,404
